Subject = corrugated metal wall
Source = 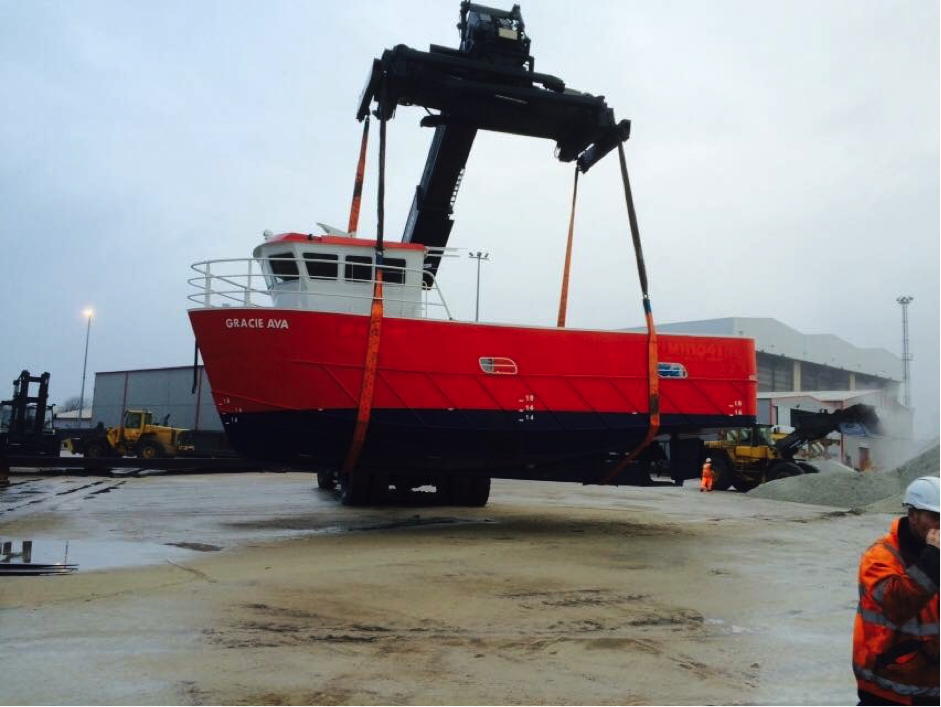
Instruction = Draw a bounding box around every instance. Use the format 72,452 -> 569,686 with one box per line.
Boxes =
90,366 -> 222,430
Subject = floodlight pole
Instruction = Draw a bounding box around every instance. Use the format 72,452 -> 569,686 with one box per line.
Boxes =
79,310 -> 94,421
469,251 -> 489,322
896,295 -> 913,407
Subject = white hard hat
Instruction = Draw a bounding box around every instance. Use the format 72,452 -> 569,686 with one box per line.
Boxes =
705,457 -> 712,463
903,476 -> 940,513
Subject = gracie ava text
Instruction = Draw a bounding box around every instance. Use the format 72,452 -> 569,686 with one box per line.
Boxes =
225,318 -> 289,329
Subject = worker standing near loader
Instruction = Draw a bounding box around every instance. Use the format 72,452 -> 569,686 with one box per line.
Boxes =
700,458 -> 714,493
853,475 -> 939,705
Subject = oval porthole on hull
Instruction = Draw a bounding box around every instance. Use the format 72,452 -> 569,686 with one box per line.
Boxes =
479,357 -> 518,375
658,362 -> 688,379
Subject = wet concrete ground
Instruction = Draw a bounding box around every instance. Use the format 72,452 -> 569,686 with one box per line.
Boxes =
0,472 -> 894,704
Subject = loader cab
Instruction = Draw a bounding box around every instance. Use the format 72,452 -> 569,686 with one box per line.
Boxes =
718,426 -> 774,448
115,409 -> 153,446
123,410 -> 153,430
713,425 -> 778,462
253,233 -> 427,317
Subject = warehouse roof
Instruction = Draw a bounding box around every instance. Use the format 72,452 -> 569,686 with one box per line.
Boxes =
624,317 -> 901,381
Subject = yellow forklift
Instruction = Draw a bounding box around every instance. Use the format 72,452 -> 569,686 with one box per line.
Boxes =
704,403 -> 881,491
69,410 -> 188,460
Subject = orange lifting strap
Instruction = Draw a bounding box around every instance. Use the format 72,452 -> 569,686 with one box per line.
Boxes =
347,115 -> 370,235
343,83 -> 387,474
602,141 -> 660,485
556,166 -> 579,328
342,271 -> 384,474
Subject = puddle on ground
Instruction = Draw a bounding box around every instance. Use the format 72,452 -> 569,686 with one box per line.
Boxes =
231,515 -> 494,534
0,538 -> 216,572
338,516 -> 494,533
703,617 -> 755,634
165,542 -> 222,552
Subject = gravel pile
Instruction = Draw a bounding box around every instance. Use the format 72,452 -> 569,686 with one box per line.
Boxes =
748,444 -> 940,511
810,459 -> 856,474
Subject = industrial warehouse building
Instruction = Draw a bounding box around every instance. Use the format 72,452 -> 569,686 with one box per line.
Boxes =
90,365 -> 222,431
628,317 -> 911,470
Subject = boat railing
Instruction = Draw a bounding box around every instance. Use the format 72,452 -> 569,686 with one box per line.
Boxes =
187,256 -> 454,320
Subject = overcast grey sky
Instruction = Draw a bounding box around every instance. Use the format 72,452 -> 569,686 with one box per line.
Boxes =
1,0 -> 938,438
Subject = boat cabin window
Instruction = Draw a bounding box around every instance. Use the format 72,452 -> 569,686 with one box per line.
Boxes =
344,255 -> 373,282
269,253 -> 300,283
303,252 -> 339,280
381,257 -> 407,285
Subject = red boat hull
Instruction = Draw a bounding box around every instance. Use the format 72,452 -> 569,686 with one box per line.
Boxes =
189,308 -> 756,481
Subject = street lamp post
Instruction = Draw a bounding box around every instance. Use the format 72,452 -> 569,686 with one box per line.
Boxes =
79,308 -> 94,423
896,295 -> 913,407
468,251 -> 489,322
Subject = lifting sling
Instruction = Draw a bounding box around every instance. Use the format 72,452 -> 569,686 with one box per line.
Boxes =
342,82 -> 387,475
601,141 -> 660,484
346,116 -> 370,235
556,166 -> 579,328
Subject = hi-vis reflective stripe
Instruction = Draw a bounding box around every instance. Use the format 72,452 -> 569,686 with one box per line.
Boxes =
875,539 -> 937,594
907,563 -> 938,594
857,604 -> 940,636
872,577 -> 888,604
881,541 -> 904,564
854,663 -> 940,698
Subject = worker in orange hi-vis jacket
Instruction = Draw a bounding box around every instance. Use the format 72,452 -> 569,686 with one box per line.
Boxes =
700,458 -> 714,493
853,475 -> 939,706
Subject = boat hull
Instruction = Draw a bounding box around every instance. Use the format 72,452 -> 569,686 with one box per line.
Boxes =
189,308 -> 757,482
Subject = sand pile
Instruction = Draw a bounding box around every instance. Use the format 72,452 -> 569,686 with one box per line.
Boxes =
748,444 -> 940,511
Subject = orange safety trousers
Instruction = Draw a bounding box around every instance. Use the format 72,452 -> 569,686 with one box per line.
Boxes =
700,464 -> 714,492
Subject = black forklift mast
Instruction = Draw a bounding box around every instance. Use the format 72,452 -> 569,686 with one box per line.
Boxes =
357,1 -> 631,280
4,370 -> 52,439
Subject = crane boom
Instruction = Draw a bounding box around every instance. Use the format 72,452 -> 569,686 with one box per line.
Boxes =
357,2 -> 631,279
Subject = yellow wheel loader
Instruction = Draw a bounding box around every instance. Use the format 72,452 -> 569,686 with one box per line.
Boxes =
69,410 -> 188,459
704,403 -> 881,491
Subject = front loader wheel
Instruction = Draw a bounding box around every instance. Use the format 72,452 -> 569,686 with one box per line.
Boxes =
85,438 -> 110,459
732,473 -> 761,492
767,461 -> 803,482
138,440 -> 163,460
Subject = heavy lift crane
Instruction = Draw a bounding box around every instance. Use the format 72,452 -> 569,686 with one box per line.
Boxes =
327,1 -> 664,500
357,1 -> 631,280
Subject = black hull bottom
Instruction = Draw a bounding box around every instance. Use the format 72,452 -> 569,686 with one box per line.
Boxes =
221,408 -> 754,484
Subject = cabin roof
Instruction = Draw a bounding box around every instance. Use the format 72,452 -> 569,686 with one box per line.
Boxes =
259,233 -> 426,252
